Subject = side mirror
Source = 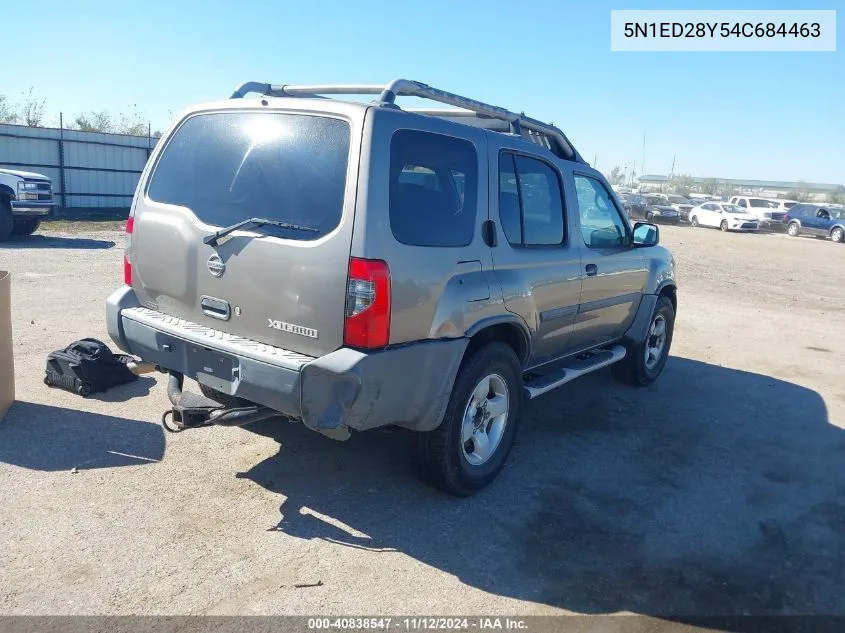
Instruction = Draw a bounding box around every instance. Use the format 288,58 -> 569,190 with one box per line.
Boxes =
632,222 -> 659,247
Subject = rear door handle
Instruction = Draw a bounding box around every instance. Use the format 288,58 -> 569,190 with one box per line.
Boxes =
481,219 -> 497,247
585,264 -> 598,277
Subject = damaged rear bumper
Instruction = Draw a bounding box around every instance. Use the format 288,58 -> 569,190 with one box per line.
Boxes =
106,286 -> 466,439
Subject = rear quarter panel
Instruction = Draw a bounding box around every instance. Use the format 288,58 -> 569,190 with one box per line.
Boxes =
354,108 -> 507,345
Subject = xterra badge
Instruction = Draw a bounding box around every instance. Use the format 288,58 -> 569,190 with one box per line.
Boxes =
268,319 -> 318,339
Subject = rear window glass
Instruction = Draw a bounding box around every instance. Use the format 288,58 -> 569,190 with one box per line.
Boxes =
147,112 -> 350,239
389,130 -> 478,247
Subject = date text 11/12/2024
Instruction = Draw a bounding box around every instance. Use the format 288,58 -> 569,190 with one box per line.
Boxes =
307,618 -> 528,630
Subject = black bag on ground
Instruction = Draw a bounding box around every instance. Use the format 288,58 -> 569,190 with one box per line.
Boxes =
44,338 -> 138,396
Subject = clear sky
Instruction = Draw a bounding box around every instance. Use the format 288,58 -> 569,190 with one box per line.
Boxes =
4,0 -> 843,184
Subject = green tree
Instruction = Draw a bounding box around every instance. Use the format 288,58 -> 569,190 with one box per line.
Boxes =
669,174 -> 693,196
73,111 -> 113,132
700,178 -> 719,195
786,182 -> 812,202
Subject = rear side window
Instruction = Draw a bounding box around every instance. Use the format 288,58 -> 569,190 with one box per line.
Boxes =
147,112 -> 350,239
389,130 -> 478,247
498,152 -> 565,246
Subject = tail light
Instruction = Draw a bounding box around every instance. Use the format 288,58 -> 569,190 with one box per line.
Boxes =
783,213 -> 790,223
123,216 -> 134,285
344,257 -> 390,349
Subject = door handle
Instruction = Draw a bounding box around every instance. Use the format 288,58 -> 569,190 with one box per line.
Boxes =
481,219 -> 497,247
585,264 -> 598,277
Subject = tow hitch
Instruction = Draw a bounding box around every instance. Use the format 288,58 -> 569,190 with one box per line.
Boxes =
161,372 -> 279,433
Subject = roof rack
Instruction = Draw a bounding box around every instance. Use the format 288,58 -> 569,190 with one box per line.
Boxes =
229,79 -> 586,164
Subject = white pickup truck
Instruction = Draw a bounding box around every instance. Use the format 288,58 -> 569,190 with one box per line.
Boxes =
728,196 -> 786,230
0,168 -> 55,241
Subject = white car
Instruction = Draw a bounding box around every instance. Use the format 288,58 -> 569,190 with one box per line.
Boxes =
689,202 -> 759,232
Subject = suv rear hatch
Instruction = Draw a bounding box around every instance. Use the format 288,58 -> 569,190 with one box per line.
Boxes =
128,104 -> 362,358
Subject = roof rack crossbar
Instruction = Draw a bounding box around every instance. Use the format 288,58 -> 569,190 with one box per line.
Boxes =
229,79 -> 585,163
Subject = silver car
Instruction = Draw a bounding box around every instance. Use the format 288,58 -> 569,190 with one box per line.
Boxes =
107,79 -> 678,495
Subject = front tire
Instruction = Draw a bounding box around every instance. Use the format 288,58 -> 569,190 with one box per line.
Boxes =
720,220 -> 729,232
12,218 -> 41,236
690,216 -> 698,228
612,296 -> 675,387
0,200 -> 13,242
787,222 -> 800,237
831,226 -> 845,243
411,343 -> 522,496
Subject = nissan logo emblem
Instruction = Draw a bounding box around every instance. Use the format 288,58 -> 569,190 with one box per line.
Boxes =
207,253 -> 226,278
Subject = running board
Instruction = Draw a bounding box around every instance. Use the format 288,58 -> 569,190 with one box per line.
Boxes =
523,345 -> 627,400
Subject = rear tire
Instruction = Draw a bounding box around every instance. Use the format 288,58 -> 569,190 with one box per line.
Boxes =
198,383 -> 251,408
0,200 -> 13,242
831,226 -> 845,243
720,220 -> 729,232
612,295 -> 675,387
12,218 -> 41,236
787,222 -> 800,237
411,342 -> 522,496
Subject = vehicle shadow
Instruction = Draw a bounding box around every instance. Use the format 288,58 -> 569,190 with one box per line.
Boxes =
237,357 -> 845,618
0,235 -> 115,249
88,376 -> 157,403
0,401 -> 164,471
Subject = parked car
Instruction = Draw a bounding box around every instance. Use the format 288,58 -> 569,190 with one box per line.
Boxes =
784,204 -> 845,242
769,199 -> 798,212
106,78 -> 678,496
689,202 -> 759,232
728,196 -> 786,230
665,194 -> 694,221
0,168 -> 55,241
626,194 -> 681,224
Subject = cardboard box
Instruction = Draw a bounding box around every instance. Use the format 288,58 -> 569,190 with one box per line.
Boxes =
0,271 -> 13,421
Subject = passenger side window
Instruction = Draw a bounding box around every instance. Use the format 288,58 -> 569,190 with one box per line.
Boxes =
389,130 -> 478,247
737,199 -> 747,208
574,175 -> 630,249
497,153 -> 565,246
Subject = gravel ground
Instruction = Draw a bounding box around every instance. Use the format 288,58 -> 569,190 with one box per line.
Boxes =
0,225 -> 843,618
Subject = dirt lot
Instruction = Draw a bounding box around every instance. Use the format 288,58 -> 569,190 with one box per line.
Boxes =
1,224 -> 843,618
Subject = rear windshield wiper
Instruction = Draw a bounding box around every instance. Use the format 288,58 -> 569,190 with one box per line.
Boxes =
203,217 -> 319,246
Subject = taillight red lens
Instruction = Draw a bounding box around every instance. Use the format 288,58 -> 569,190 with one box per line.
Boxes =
123,216 -> 134,285
344,257 -> 390,349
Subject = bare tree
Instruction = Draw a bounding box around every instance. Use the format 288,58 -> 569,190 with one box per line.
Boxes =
0,94 -> 19,124
607,165 -> 625,186
20,88 -> 46,127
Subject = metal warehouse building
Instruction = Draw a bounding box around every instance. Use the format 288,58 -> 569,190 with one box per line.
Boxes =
638,174 -> 845,199
0,123 -> 159,216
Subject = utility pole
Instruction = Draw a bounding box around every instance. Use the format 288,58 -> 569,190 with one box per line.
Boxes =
670,155 -> 676,179
641,130 -> 646,176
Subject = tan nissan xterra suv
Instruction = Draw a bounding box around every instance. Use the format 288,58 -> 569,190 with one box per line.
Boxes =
107,79 -> 678,495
